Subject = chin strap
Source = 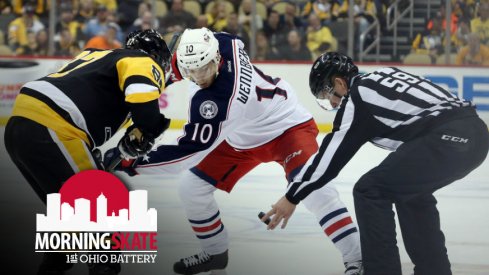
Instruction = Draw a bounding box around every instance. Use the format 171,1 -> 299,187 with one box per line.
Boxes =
333,91 -> 343,98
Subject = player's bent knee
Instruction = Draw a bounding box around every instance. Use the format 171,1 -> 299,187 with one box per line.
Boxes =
178,170 -> 216,203
353,177 -> 384,201
178,172 -> 196,201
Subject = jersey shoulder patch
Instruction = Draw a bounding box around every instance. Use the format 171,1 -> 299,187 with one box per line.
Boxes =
199,100 -> 219,119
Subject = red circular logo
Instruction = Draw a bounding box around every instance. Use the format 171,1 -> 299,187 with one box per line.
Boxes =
59,170 -> 129,222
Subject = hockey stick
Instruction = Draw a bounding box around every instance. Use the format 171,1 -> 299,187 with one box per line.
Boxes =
107,32 -> 182,172
106,153 -> 124,172
164,31 -> 181,83
167,31 -> 181,54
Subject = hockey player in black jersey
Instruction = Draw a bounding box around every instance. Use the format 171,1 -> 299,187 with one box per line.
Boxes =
262,52 -> 489,275
4,29 -> 171,275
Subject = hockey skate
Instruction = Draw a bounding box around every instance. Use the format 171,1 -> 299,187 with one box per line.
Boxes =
173,250 -> 228,275
344,260 -> 364,275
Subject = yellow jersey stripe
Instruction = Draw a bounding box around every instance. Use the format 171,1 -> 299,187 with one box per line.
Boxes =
116,56 -> 163,91
59,137 -> 98,171
126,91 -> 161,103
23,81 -> 92,139
12,94 -> 91,145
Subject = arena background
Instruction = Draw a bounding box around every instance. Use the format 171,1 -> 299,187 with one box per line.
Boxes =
1,0 -> 488,274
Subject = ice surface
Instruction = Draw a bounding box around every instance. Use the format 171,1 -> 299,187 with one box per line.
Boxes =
1,128 -> 488,275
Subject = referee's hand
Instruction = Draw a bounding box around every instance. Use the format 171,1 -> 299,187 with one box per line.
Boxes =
261,196 -> 296,230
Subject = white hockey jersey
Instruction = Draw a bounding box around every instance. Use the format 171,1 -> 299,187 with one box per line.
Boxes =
136,33 -> 312,174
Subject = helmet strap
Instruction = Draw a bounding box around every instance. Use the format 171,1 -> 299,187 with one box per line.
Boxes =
332,91 -> 343,98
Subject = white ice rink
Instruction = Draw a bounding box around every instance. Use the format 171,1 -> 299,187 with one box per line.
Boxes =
1,128 -> 488,275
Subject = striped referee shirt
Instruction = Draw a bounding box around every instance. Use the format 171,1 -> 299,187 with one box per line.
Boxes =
285,67 -> 476,204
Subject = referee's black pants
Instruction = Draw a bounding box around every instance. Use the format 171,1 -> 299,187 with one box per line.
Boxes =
353,116 -> 489,275
4,116 -> 101,204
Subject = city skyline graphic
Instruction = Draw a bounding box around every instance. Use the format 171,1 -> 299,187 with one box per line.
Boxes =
37,190 -> 157,232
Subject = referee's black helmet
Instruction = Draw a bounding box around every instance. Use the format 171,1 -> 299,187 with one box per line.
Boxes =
309,52 -> 359,97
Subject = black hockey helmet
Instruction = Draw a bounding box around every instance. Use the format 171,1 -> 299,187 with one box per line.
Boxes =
125,29 -> 171,70
309,52 -> 358,98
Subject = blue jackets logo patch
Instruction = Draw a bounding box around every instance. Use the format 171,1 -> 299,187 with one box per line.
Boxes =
199,100 -> 218,119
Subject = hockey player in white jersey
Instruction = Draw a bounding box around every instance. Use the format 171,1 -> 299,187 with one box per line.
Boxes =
107,28 -> 362,274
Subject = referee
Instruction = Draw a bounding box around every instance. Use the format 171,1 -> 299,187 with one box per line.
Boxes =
262,52 -> 489,275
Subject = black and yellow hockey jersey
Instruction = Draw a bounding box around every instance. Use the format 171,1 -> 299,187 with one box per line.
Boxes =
11,48 -> 167,147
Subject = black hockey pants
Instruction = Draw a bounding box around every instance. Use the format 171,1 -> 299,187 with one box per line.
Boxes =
353,116 -> 489,275
4,116 -> 101,203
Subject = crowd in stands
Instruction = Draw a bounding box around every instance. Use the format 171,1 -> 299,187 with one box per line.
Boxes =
0,0 -> 488,66
410,0 -> 489,65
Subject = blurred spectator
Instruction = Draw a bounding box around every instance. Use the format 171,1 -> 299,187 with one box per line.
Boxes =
223,12 -> 249,48
83,5 -> 123,41
373,0 -> 389,31
17,29 -> 47,55
306,13 -> 337,59
352,0 -> 376,35
128,10 -> 159,34
455,17 -> 471,50
471,2 -> 489,46
301,0 -> 346,23
260,0 -> 280,10
55,27 -> 81,56
263,10 -> 287,53
8,3 -> 45,54
133,2 -> 160,29
227,0 -> 243,11
117,0 -> 141,31
19,30 -> 38,55
455,32 -> 489,65
106,11 -> 121,32
428,3 -> 458,35
412,17 -> 453,63
75,0 -> 96,25
255,30 -> 280,61
35,28 -> 48,55
12,0 -> 49,18
56,4 -> 84,48
281,3 -> 304,33
206,0 -> 229,32
84,22 -> 121,49
0,0 -> 12,14
160,0 -> 196,34
238,0 -> 263,35
195,14 -> 209,28
427,0 -> 461,49
0,30 -> 13,56
279,29 -> 311,61
453,0 -> 474,21
94,0 -> 117,13
83,4 -> 109,39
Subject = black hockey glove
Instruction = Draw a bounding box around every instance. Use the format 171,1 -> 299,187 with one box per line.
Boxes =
103,147 -> 139,176
118,125 -> 155,159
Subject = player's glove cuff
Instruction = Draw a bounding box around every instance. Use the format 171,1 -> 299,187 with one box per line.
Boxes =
103,147 -> 139,177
